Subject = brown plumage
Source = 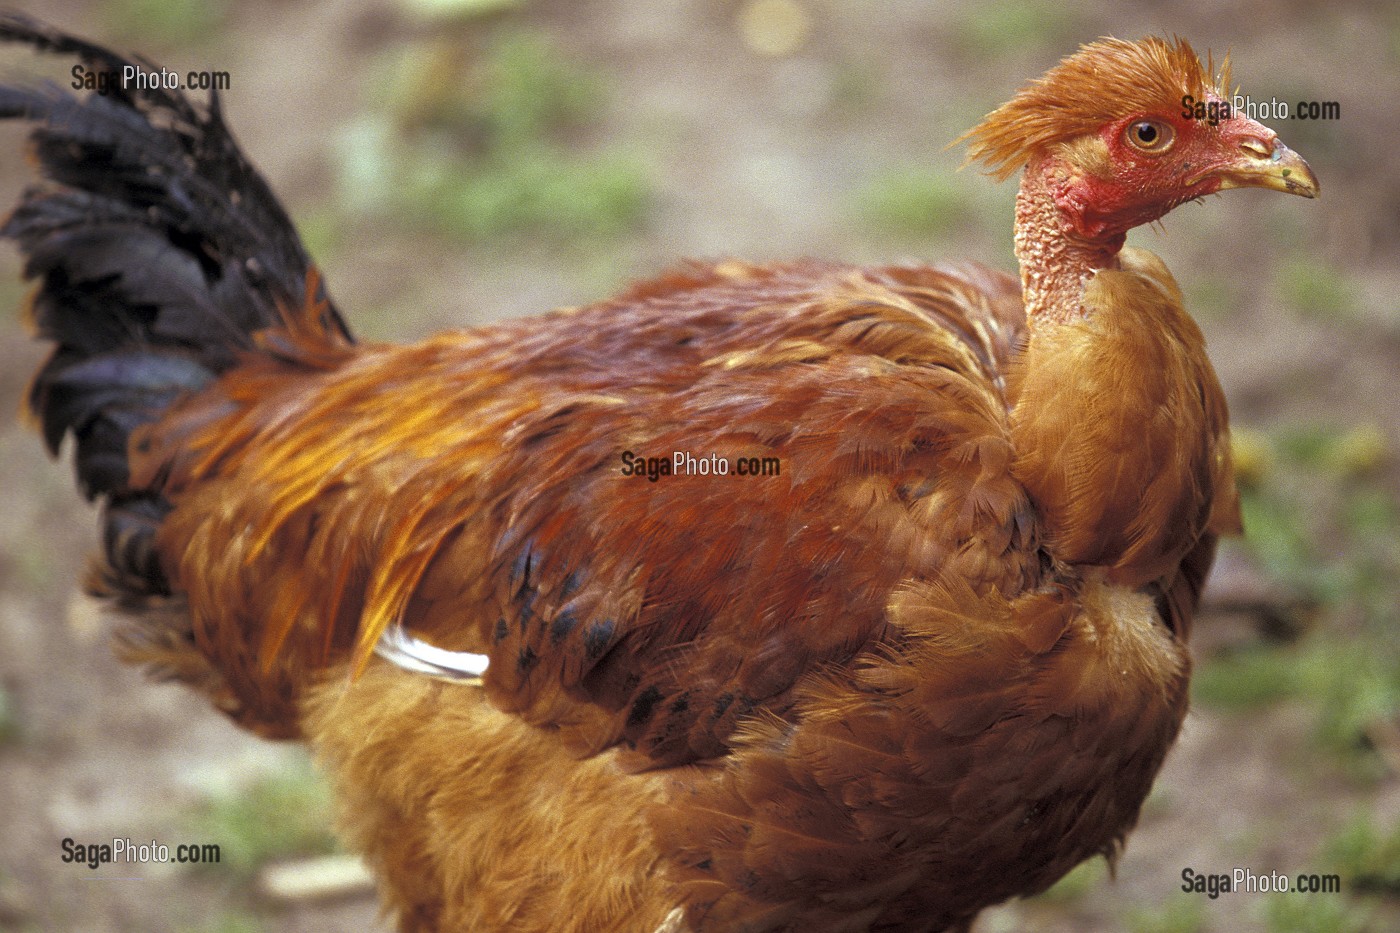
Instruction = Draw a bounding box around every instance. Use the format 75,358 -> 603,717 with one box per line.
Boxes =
2,16 -> 1318,933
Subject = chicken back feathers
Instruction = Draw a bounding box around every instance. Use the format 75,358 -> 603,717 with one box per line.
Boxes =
3,17 -> 1318,933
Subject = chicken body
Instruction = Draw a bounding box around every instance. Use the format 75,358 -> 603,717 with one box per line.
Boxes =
161,258 -> 1192,930
2,17 -> 1317,933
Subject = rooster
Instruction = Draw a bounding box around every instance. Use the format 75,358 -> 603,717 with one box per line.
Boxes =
2,14 -> 1318,933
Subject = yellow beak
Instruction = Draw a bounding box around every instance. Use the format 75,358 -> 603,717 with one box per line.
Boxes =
1215,137 -> 1320,199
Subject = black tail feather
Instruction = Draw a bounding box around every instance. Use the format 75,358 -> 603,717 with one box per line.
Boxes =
35,350 -> 213,487
0,12 -> 353,595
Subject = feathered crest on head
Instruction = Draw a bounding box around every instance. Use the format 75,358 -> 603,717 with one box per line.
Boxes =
956,36 -> 1231,181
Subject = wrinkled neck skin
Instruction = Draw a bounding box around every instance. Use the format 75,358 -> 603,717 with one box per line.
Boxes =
1007,154 -> 1232,591
1014,155 -> 1127,326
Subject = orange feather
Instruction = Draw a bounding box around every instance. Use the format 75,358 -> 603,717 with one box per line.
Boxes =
4,17 -> 1318,931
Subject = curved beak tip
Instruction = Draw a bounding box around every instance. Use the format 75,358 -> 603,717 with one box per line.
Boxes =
1280,160 -> 1321,199
1217,141 -> 1320,199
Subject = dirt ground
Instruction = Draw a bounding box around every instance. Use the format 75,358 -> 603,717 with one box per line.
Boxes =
0,1 -> 1396,931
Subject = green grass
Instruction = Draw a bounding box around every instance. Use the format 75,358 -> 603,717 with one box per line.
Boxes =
1299,644 -> 1399,764
1125,898 -> 1206,933
854,167 -> 975,239
1034,857 -> 1105,904
1195,638 -> 1399,780
1192,643 -> 1299,711
180,912 -> 263,933
1275,256 -> 1360,322
0,684 -> 18,747
1251,806 -> 1400,933
1236,485 -> 1324,598
290,207 -> 349,270
470,31 -> 605,148
1258,890 -> 1373,933
1323,812 -> 1400,894
1237,424 -> 1397,599
399,0 -> 524,18
1271,423 -> 1388,478
1201,422 -> 1400,774
949,1 -> 1083,59
415,144 -> 647,242
342,29 -> 650,244
1184,275 -> 1239,322
105,0 -> 227,45
183,761 -> 339,881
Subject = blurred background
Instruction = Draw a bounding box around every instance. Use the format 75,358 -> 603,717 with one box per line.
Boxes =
0,0 -> 1396,931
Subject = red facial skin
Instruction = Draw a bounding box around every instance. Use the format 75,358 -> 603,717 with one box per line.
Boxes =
1049,92 -> 1288,241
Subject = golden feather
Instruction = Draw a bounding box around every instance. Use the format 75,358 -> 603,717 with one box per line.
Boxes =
955,36 -> 1231,181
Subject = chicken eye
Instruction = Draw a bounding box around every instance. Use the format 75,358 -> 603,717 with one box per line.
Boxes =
1126,119 -> 1175,153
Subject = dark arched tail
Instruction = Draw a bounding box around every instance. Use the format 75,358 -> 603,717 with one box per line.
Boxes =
0,12 -> 352,599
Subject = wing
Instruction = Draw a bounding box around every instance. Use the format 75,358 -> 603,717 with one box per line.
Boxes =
149,259 -> 1039,758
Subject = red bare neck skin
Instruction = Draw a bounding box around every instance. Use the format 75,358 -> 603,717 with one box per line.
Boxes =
1014,157 -> 1127,326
